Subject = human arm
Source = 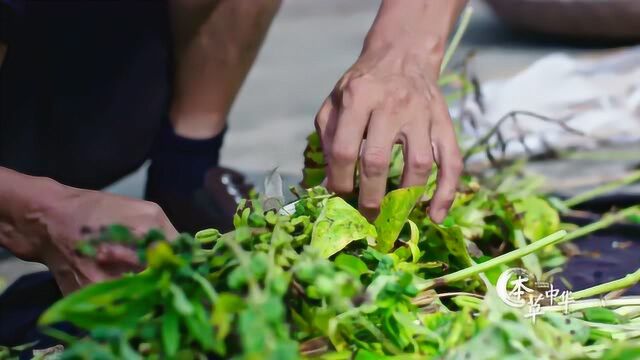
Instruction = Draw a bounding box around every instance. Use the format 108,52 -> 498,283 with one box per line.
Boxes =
315,0 -> 467,221
145,0 -> 281,213
0,167 -> 178,294
168,0 -> 281,138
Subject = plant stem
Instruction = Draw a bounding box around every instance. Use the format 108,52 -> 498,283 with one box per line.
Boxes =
418,230 -> 567,290
416,205 -> 639,292
572,269 -> 640,300
563,170 -> 640,208
219,231 -> 263,300
440,6 -> 473,74
542,296 -> 640,313
562,205 -> 640,243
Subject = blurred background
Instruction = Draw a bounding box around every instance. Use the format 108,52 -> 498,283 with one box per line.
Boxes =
104,0 -> 640,196
2,0 -> 640,284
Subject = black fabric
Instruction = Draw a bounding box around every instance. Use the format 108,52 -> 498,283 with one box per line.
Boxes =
0,0 -> 20,44
0,272 -> 75,352
0,0 -> 171,190
146,120 -> 226,197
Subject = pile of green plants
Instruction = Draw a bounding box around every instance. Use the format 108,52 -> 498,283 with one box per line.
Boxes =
3,155 -> 637,360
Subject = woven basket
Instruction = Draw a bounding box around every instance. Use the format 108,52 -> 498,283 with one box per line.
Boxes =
484,0 -> 640,41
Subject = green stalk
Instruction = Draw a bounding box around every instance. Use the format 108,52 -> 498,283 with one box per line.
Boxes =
562,205 -> 640,243
572,269 -> 640,300
563,170 -> 640,208
418,230 -> 567,290
417,205 -> 640,291
542,296 -> 640,313
440,6 -> 473,74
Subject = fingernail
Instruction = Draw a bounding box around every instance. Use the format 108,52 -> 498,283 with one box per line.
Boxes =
360,207 -> 379,222
431,208 -> 446,223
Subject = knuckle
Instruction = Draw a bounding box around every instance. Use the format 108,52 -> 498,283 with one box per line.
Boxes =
344,77 -> 368,96
330,144 -> 357,164
142,201 -> 163,217
408,153 -> 433,175
330,180 -> 353,194
342,81 -> 366,108
449,158 -> 464,175
362,147 -> 390,176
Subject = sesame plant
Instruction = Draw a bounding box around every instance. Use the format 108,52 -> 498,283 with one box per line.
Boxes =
3,7 -> 640,359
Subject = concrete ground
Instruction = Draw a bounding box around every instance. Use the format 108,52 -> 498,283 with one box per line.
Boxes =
1,0 -> 637,287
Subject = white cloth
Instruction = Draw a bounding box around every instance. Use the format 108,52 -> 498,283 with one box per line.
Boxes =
461,46 -> 640,160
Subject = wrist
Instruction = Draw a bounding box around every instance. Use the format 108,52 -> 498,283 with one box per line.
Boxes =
0,169 -> 70,260
362,0 -> 467,77
361,35 -> 445,76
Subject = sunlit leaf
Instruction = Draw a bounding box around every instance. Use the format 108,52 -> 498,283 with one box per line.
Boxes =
374,186 -> 424,253
310,197 -> 377,258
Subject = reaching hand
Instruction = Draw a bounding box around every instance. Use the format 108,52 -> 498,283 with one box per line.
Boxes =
315,48 -> 462,222
2,183 -> 177,294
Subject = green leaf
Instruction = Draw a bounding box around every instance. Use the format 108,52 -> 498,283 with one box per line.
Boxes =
582,307 -> 623,324
355,349 -> 389,360
438,225 -> 474,269
184,300 -> 218,352
406,220 -> 421,263
601,344 -> 640,360
169,284 -> 194,316
212,293 -> 245,341
334,253 -> 370,278
162,308 -> 180,358
374,186 -> 424,253
514,196 -> 560,241
39,273 -> 157,326
310,197 -> 377,258
541,312 -> 590,344
302,168 -> 326,188
147,242 -> 182,269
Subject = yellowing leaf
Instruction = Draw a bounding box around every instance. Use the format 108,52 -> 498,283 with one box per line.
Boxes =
374,186 -> 424,253
310,197 -> 377,258
147,242 -> 182,269
515,197 -> 560,241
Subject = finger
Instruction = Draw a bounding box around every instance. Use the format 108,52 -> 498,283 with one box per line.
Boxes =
314,97 -> 338,154
326,94 -> 371,194
358,111 -> 395,220
162,220 -> 179,240
400,121 -> 434,188
95,244 -> 141,268
429,98 -> 463,223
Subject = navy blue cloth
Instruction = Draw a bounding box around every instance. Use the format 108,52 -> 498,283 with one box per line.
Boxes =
0,272 -> 79,353
0,0 -> 172,189
146,121 -> 226,197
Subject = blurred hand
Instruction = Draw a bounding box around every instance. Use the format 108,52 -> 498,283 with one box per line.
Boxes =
315,48 -> 463,222
3,185 -> 177,294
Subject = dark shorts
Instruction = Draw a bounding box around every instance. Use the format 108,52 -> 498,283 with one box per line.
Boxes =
0,0 -> 172,351
0,0 -> 171,189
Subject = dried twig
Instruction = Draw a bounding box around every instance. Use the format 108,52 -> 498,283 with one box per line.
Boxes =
463,110 -> 585,162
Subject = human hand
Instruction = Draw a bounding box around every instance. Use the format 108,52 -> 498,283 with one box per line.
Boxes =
2,180 -> 178,294
315,47 -> 463,222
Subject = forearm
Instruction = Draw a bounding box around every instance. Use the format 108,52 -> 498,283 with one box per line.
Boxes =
363,0 -> 467,76
169,0 -> 281,138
